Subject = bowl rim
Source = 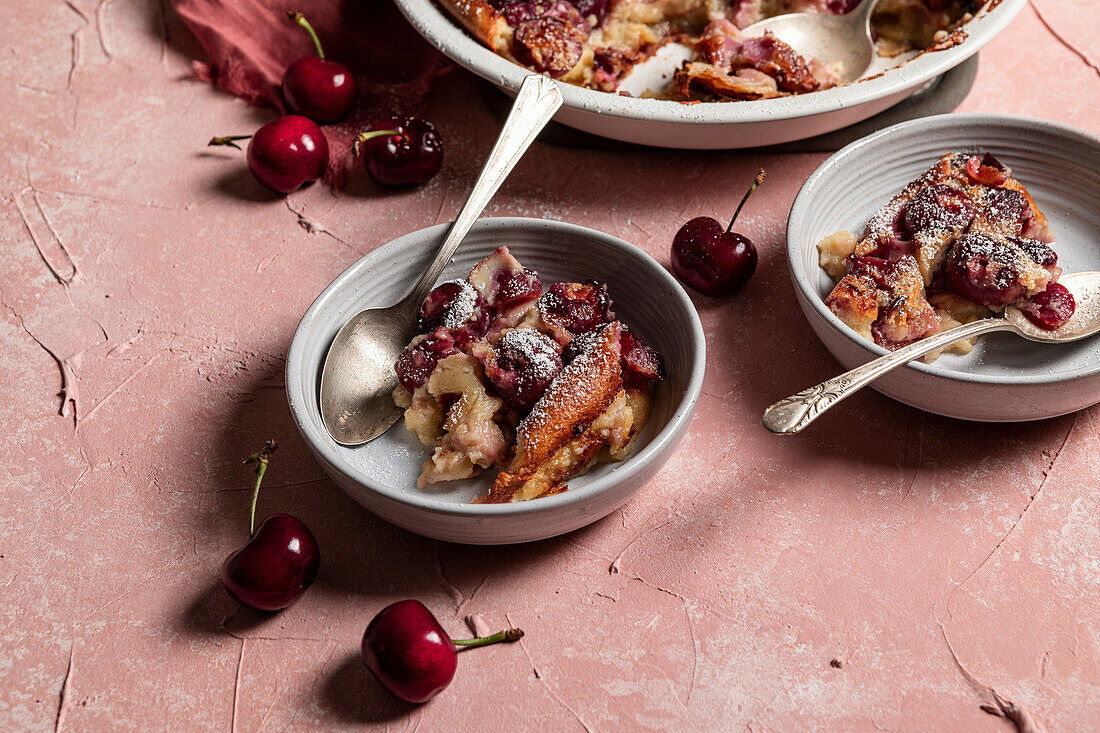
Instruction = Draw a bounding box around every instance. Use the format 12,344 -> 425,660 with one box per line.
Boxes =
786,112 -> 1100,386
285,217 -> 706,517
394,0 -> 1026,126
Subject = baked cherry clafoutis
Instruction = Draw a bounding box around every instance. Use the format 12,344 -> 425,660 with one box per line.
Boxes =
438,0 -> 982,100
818,152 -> 1076,360
393,247 -> 665,503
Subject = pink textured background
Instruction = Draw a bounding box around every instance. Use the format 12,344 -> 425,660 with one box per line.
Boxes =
2,0 -> 1098,730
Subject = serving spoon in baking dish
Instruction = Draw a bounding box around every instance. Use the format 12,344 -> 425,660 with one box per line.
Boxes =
620,0 -> 884,95
737,0 -> 886,84
762,270 -> 1100,435
318,74 -> 563,445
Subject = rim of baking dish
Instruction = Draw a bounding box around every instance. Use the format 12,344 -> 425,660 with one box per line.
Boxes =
285,217 -> 706,517
394,0 -> 1027,126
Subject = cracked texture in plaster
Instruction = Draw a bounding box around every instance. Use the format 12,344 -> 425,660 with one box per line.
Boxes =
1,0 -> 1098,730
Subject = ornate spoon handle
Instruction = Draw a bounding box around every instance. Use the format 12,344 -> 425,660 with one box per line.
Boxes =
762,317 -> 1015,435
402,74 -> 563,311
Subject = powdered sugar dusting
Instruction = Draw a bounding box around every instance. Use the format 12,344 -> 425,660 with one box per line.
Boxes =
863,162 -> 945,244
441,280 -> 479,329
566,329 -> 601,358
498,329 -> 560,385
951,233 -> 1034,274
977,187 -> 1028,231
519,323 -> 619,444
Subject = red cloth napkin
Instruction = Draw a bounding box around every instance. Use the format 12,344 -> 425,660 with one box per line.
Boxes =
172,0 -> 453,186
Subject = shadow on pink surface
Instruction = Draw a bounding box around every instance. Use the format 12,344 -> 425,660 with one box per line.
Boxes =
3,0 -> 1097,727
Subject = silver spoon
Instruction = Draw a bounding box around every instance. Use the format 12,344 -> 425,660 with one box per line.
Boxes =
739,0 -> 884,84
763,271 -> 1100,435
319,74 -> 563,446
618,0 -> 884,96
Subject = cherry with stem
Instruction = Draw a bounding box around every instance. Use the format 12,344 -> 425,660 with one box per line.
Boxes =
671,168 -> 765,296
353,117 -> 443,186
208,115 -> 329,194
281,11 -> 358,123
220,439 -> 320,611
361,599 -> 524,703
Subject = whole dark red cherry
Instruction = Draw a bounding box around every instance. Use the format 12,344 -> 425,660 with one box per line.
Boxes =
353,117 -> 443,186
671,169 -> 764,296
486,329 -> 564,410
209,115 -> 329,194
220,441 -> 320,611
222,515 -> 320,611
361,600 -> 524,704
281,12 -> 358,124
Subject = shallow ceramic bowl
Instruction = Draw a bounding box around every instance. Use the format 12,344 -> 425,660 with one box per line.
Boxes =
395,0 -> 1025,148
286,218 -> 705,544
786,113 -> 1100,422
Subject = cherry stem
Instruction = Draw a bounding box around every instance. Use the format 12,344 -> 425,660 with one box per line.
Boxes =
726,168 -> 766,233
244,439 -> 278,538
452,628 -> 525,649
208,135 -> 252,151
351,130 -> 405,158
287,11 -> 325,59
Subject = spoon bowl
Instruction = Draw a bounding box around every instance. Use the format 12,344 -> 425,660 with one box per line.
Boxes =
1005,272 -> 1100,343
319,302 -> 414,445
739,0 -> 882,85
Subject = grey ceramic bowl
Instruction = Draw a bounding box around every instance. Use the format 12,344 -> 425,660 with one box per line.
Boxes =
394,0 -> 1026,148
286,218 -> 705,544
786,113 -> 1100,422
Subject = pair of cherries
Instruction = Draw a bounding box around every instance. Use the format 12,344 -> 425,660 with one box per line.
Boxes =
220,443 -> 522,704
208,12 -> 442,194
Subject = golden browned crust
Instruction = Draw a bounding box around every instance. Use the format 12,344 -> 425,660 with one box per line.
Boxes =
483,415 -> 610,503
989,176 -> 1051,240
825,275 -> 880,340
436,0 -> 512,55
673,63 -> 784,100
476,322 -> 624,504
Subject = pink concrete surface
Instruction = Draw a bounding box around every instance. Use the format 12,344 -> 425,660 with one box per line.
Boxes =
2,0 -> 1098,730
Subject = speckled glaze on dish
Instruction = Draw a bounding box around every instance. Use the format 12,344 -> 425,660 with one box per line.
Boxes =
286,218 -> 705,544
394,0 -> 1026,148
786,113 -> 1100,422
